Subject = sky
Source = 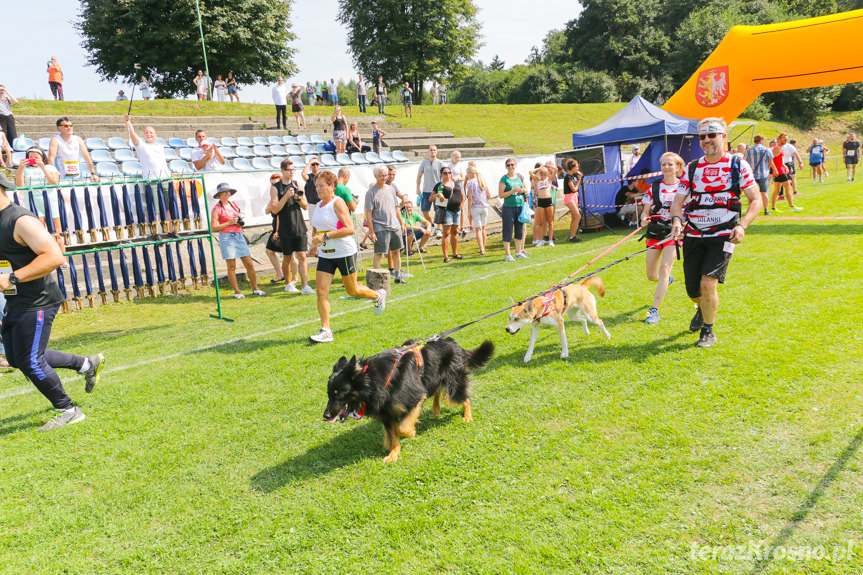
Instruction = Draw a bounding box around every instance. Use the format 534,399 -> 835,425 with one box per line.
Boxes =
4,0 -> 581,104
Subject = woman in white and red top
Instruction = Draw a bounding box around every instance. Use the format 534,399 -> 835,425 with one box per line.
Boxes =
210,183 -> 264,299
640,152 -> 684,325
307,171 -> 385,343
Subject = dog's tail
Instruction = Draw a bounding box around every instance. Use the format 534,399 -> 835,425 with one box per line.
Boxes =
580,276 -> 605,297
467,340 -> 495,370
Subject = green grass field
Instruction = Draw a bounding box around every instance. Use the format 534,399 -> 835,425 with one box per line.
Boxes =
1,174 -> 861,574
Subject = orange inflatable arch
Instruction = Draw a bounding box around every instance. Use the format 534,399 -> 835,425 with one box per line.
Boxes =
664,10 -> 863,121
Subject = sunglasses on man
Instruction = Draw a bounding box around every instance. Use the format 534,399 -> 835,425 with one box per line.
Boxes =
699,133 -> 721,140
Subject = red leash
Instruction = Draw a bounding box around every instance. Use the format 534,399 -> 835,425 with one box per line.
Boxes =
560,224 -> 645,283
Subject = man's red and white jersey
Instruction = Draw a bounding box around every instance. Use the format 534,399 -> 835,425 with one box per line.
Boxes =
678,153 -> 755,237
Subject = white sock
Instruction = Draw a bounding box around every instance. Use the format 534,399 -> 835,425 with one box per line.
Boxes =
63,406 -> 77,413
78,358 -> 91,373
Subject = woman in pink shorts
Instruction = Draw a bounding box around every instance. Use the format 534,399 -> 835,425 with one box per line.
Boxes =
562,159 -> 583,242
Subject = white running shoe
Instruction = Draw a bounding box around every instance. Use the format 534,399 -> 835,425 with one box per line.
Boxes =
505,254 -> 516,262
535,240 -> 546,247
252,289 -> 265,296
300,285 -> 316,295
309,328 -> 334,343
284,282 -> 300,293
234,293 -> 245,299
516,251 -> 529,259
548,239 -> 555,247
374,289 -> 386,315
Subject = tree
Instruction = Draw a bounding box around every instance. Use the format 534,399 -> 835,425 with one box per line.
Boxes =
337,0 -> 481,105
488,55 -> 505,71
77,0 -> 296,98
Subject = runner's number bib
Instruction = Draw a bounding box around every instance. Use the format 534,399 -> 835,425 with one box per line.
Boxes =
63,160 -> 80,177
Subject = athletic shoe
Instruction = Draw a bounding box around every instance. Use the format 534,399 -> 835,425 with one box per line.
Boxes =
83,353 -> 105,393
763,210 -> 771,216
38,406 -> 86,432
504,254 -> 516,262
568,236 -> 582,243
668,274 -> 674,286
309,328 -> 334,343
689,307 -> 703,332
374,289 -> 386,315
252,289 -> 266,296
535,240 -> 546,247
645,307 -> 660,325
234,293 -> 245,299
300,285 -> 316,295
435,229 -> 443,238
394,272 -> 408,285
284,282 -> 300,293
516,251 -> 529,259
270,278 -> 285,284
778,194 -> 785,200
548,239 -> 555,247
696,328 -> 717,348
790,206 -> 803,211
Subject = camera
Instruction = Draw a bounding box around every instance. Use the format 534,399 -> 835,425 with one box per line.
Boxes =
235,217 -> 245,227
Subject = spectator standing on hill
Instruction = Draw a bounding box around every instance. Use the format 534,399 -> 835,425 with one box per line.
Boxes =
191,129 -> 225,172
370,120 -> 386,154
331,106 -> 348,155
321,81 -> 329,105
48,117 -> 99,181
366,165 -> 407,283
301,157 -> 322,219
290,84 -> 306,129
431,82 -> 440,106
314,80 -> 323,105
306,81 -> 315,107
439,83 -> 448,104
401,82 -> 413,118
47,57 -> 64,101
211,183 -> 265,299
125,114 -> 170,180
308,170 -> 386,343
0,85 -> 19,143
465,165 -> 490,254
499,158 -> 529,261
139,76 -> 153,100
214,75 -> 227,102
670,117 -> 761,348
782,137 -> 803,196
193,70 -> 208,101
416,145 -> 444,235
226,72 -> 239,102
843,132 -> 859,182
356,75 -> 368,113
375,76 -> 387,114
271,77 -> 289,130
115,91 -> 127,101
744,134 -> 774,216
0,174 -> 105,431
270,159 -> 314,296
328,79 -> 339,105
563,159 -> 583,242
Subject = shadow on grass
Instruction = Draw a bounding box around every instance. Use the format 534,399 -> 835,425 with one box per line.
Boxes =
0,411 -> 43,437
250,412 -> 458,492
52,324 -> 166,347
751,223 -> 862,236
749,426 -> 863,574
188,324 -> 367,356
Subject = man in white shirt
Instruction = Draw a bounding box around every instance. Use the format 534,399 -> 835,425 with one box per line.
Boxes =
356,75 -> 367,113
328,79 -> 339,105
125,114 -> 170,179
628,145 -> 641,172
190,130 -> 225,172
271,78 -> 289,130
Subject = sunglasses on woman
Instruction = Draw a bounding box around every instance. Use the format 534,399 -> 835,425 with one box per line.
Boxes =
505,163 -> 515,167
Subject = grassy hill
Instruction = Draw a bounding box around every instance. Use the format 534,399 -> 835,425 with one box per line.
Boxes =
13,100 -> 860,156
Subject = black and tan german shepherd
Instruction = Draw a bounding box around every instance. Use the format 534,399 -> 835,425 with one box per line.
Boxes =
323,337 -> 495,463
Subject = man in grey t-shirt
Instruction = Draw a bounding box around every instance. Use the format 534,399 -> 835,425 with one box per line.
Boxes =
416,144 -> 443,233
365,165 -> 407,283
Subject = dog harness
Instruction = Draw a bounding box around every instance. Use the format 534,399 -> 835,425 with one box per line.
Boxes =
354,343 -> 426,418
536,290 -> 568,321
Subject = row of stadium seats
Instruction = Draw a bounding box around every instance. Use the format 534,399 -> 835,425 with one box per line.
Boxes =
11,134 -> 338,153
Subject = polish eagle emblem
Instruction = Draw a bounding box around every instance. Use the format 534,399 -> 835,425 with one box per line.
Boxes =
695,66 -> 729,108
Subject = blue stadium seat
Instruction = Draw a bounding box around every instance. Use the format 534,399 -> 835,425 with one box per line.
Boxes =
107,137 -> 130,150
11,151 -> 25,167
121,160 -> 143,177
300,143 -> 315,155
178,148 -> 193,161
269,156 -> 285,169
251,157 -> 270,170
114,148 -> 136,162
392,150 -> 409,162
310,135 -> 325,144
379,150 -> 395,163
252,145 -> 270,157
90,149 -> 114,163
154,137 -> 166,146
185,137 -> 197,147
285,144 -> 302,156
220,147 -> 237,159
288,155 -> 305,166
268,136 -> 283,145
297,135 -> 311,144
336,153 -> 354,166
163,148 -> 180,161
282,135 -> 298,145
38,137 -> 52,151
231,157 -> 252,170
235,146 -> 254,158
95,162 -> 121,178
170,159 -> 194,175
365,152 -> 383,163
252,136 -> 268,146
236,136 -> 253,146
85,137 -> 108,151
314,143 -> 328,154
320,154 -> 338,167
269,144 -> 286,156
350,152 -> 369,165
168,137 -> 186,149
221,136 -> 237,147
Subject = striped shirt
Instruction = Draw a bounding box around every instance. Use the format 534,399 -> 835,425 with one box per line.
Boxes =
744,144 -> 773,180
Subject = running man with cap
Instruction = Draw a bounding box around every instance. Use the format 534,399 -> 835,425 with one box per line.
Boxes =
669,117 -> 762,348
0,175 -> 104,431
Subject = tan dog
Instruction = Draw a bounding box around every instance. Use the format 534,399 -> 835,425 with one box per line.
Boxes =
505,277 -> 611,363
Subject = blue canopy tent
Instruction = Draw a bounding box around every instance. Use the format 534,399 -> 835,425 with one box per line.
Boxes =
567,96 -> 703,214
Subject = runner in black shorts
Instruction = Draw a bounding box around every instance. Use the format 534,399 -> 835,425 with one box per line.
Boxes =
670,117 -> 762,348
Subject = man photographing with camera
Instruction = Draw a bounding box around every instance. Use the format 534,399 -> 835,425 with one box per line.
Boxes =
270,159 -> 314,295
670,117 -> 761,348
0,175 -> 104,431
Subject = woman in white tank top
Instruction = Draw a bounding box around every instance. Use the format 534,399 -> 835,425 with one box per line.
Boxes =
307,171 -> 385,343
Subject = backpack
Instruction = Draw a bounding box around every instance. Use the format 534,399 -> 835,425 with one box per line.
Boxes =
685,155 -> 742,231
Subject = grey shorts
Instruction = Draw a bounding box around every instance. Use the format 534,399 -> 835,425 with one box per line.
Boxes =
373,228 -> 404,254
755,177 -> 769,195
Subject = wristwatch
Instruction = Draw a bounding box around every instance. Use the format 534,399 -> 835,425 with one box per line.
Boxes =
9,273 -> 19,285
323,233 -> 330,243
